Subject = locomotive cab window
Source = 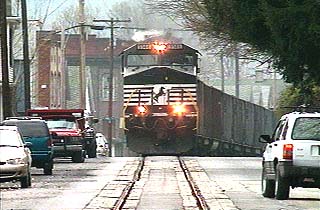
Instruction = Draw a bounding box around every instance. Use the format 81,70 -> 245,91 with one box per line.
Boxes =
127,54 -> 195,74
127,55 -> 158,66
127,54 -> 194,66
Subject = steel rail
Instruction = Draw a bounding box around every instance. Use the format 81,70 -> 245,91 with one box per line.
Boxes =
112,157 -> 145,210
178,157 -> 209,210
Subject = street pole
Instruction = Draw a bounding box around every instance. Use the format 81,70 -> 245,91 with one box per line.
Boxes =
0,0 -> 12,119
93,18 -> 131,157
79,0 -> 86,109
60,26 -> 66,108
21,0 -> 31,111
109,18 -> 114,157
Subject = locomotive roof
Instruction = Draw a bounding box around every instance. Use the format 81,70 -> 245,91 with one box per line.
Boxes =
120,43 -> 200,55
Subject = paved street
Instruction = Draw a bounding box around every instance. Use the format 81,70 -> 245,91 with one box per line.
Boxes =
0,156 -> 133,210
1,156 -> 319,210
195,157 -> 320,210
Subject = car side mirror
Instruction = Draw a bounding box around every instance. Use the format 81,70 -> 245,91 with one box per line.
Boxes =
25,142 -> 33,148
259,135 -> 272,143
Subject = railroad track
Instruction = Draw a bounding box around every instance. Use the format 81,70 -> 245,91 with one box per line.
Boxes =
112,156 -> 145,210
84,156 -> 236,210
112,156 -> 209,210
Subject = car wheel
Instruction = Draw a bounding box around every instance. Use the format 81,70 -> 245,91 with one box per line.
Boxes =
28,173 -> 32,186
43,160 -> 54,175
72,150 -> 85,163
275,165 -> 290,200
88,143 -> 97,158
261,165 -> 275,198
21,170 -> 31,188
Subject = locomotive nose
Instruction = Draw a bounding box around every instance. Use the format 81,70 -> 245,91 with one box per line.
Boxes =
156,128 -> 169,140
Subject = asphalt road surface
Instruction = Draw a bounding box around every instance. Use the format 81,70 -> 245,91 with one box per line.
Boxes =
0,156 -> 319,210
195,157 -> 320,210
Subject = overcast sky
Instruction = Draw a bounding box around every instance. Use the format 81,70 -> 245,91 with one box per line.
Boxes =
27,0 -> 123,10
26,0 -> 126,26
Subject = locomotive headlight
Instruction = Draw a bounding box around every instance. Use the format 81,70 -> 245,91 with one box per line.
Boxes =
172,104 -> 186,114
137,106 -> 147,114
153,44 -> 166,51
152,42 -> 167,53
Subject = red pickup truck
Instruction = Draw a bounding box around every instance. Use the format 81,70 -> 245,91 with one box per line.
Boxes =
26,109 -> 98,163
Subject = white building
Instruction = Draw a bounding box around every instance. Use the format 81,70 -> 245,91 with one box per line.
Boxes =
0,0 -> 20,121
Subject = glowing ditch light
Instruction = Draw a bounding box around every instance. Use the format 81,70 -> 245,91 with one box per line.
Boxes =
137,106 -> 147,113
172,104 -> 186,114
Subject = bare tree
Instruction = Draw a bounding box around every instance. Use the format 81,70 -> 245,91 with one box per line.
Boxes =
51,5 -> 97,33
102,0 -> 181,41
144,0 -> 270,62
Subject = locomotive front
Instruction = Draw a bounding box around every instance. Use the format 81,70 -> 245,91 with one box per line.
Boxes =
120,42 -> 200,155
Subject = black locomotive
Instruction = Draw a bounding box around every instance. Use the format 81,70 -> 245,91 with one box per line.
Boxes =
121,42 -> 199,155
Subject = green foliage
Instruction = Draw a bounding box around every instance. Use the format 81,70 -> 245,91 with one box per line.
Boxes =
275,85 -> 301,118
204,0 -> 320,86
276,84 -> 320,118
232,0 -> 272,51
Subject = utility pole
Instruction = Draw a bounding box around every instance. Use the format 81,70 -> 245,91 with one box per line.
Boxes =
60,26 -> 66,108
0,0 -> 12,119
21,0 -> 31,111
79,0 -> 86,109
93,18 -> 131,157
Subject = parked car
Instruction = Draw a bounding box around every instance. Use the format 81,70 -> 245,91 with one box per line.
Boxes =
2,117 -> 54,175
260,110 -> 320,200
26,109 -> 98,162
0,125 -> 32,188
95,133 -> 109,156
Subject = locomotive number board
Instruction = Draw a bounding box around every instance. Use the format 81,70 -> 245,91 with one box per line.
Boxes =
137,43 -> 184,50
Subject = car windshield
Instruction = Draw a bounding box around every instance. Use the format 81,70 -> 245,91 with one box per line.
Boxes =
46,119 -> 76,129
4,121 -> 50,138
292,117 -> 320,140
0,130 -> 23,147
